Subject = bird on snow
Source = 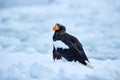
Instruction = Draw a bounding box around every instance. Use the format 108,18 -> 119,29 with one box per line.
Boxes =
52,23 -> 92,68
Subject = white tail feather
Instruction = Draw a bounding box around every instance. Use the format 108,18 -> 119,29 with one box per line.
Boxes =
85,60 -> 94,69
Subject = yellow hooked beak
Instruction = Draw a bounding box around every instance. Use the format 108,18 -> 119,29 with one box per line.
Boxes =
53,25 -> 59,31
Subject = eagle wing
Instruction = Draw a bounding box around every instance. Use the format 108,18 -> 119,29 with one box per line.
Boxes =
66,33 -> 89,62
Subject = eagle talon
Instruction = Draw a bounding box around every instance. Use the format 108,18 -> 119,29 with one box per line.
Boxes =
53,45 -> 62,61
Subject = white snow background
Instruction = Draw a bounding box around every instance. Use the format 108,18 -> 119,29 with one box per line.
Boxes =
0,0 -> 120,80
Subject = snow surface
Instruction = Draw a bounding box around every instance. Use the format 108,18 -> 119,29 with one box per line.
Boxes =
0,0 -> 120,80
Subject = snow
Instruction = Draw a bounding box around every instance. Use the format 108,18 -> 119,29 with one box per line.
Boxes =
0,0 -> 120,80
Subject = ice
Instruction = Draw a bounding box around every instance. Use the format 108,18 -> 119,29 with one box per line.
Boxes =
0,0 -> 53,8
0,0 -> 120,80
30,63 -> 54,79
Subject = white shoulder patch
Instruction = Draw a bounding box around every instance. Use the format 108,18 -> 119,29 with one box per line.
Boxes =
53,41 -> 69,49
